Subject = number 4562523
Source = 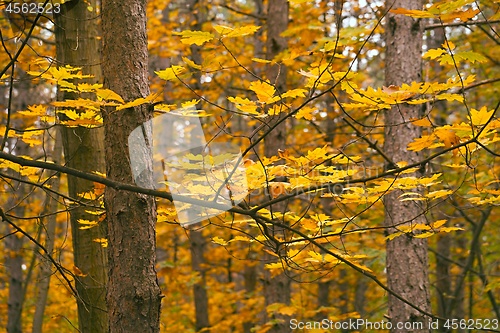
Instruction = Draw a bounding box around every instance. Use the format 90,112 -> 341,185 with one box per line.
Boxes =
5,2 -> 61,15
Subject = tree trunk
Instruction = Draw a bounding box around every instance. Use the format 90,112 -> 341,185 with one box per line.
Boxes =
32,128 -> 63,333
101,0 -> 162,332
5,69 -> 35,333
54,2 -> 108,332
190,229 -> 210,332
383,0 -> 431,332
262,1 -> 291,332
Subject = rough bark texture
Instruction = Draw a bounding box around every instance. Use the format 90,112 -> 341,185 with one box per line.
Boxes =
262,1 -> 291,332
54,1 -> 108,332
383,0 -> 431,331
102,0 -> 162,332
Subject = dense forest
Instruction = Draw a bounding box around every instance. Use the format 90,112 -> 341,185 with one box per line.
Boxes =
0,0 -> 499,332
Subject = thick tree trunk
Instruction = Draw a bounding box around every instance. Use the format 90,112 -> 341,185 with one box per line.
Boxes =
262,1 -> 291,332
54,2 -> 108,332
383,0 -> 431,331
101,0 -> 162,332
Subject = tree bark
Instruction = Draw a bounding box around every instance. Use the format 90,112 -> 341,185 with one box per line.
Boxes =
54,1 -> 109,332
383,0 -> 431,331
101,0 -> 162,332
262,1 -> 291,332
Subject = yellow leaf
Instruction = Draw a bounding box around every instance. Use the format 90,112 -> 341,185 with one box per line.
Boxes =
155,65 -> 186,81
435,129 -> 460,148
181,99 -> 200,109
277,306 -> 296,316
96,88 -> 124,103
77,83 -> 103,92
390,8 -> 434,18
213,24 -> 260,38
469,106 -> 494,126
78,219 -> 98,230
249,80 -> 277,103
408,134 -> 436,151
295,106 -> 315,120
431,219 -> 447,228
116,93 -> 158,111
423,48 -> 447,60
282,89 -> 308,98
264,262 -> 282,270
212,237 -> 228,246
426,190 -> 453,200
173,30 -> 214,45
93,238 -> 108,247
386,231 -> 404,240
251,57 -> 272,63
442,41 -> 455,51
182,57 -> 202,70
411,117 -> 432,127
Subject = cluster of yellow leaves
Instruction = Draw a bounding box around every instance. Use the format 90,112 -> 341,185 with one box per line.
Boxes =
172,24 -> 261,46
423,41 -> 488,66
342,75 -> 476,111
0,158 -> 41,182
265,247 -> 372,277
26,63 -> 160,128
391,0 -> 479,23
409,106 -> 499,153
386,220 -> 464,240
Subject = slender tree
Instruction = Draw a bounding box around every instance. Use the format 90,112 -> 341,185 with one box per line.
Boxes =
54,1 -> 108,331
383,0 -> 431,331
262,1 -> 291,332
101,0 -> 162,331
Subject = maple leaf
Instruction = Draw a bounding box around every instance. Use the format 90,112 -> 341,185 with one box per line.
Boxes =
173,30 -> 214,45
155,65 -> 186,81
469,106 -> 494,126
249,80 -> 280,103
282,88 -> 308,98
182,57 -> 202,70
411,117 -> 432,127
435,129 -> 460,148
213,24 -> 260,38
423,48 -> 447,60
212,237 -> 228,246
96,88 -> 124,103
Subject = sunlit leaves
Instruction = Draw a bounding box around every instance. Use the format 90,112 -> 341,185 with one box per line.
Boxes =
249,80 -> 280,104
469,106 -> 495,126
213,24 -> 261,38
386,220 -> 463,240
424,44 -> 488,66
155,65 -> 186,81
227,96 -> 260,115
173,30 -> 214,45
391,0 -> 479,22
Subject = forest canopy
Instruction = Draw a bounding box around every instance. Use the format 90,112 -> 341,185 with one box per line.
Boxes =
0,0 -> 499,332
